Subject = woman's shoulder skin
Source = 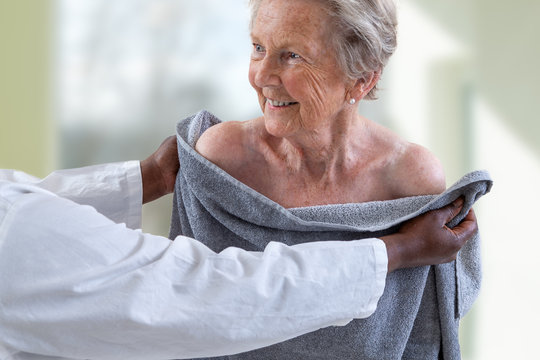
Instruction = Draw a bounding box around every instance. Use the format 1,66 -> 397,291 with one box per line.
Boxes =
377,126 -> 446,197
390,141 -> 446,196
195,118 -> 266,185
194,120 -> 246,170
364,119 -> 446,198
195,116 -> 446,204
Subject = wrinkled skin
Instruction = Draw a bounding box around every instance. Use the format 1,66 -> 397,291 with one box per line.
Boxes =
248,0 -> 358,140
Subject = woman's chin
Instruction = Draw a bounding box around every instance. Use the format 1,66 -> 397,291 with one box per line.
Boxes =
263,115 -> 298,138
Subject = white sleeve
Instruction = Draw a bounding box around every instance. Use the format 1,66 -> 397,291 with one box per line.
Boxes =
0,177 -> 387,360
0,161 -> 142,229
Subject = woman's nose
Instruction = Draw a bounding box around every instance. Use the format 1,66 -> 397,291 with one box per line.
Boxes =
254,56 -> 281,88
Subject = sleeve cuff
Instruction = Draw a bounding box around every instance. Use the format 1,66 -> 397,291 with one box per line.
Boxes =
123,160 -> 143,230
368,238 -> 388,311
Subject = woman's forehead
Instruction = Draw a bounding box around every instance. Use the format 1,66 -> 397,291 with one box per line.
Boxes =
251,0 -> 333,48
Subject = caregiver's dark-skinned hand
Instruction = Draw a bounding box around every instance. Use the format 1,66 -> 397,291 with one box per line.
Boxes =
381,197 -> 477,272
140,135 -> 179,204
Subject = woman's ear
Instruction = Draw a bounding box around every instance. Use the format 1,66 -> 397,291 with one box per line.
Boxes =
352,70 -> 381,100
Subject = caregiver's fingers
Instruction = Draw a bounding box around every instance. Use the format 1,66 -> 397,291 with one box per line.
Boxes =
449,208 -> 478,244
438,197 -> 464,224
438,209 -> 478,264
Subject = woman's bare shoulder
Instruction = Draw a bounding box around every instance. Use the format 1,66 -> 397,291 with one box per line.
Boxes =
195,120 -> 245,168
367,121 -> 445,197
194,118 -> 262,173
388,141 -> 446,197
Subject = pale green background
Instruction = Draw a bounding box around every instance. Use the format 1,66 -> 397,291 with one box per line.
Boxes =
0,0 -> 55,176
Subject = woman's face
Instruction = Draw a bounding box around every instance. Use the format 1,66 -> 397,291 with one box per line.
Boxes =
248,0 -> 353,138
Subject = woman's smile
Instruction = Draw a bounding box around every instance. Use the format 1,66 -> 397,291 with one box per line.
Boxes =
265,98 -> 299,114
266,98 -> 298,108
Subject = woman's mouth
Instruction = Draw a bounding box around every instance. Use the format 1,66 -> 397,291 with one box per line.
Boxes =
267,99 -> 298,107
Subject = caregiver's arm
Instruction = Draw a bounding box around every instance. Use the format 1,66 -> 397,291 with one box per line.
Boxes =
0,135 -> 179,229
0,140 -> 385,358
0,180 -> 387,359
0,170 -> 474,359
0,161 -> 142,229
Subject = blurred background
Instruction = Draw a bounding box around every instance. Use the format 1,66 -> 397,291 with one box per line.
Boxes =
0,0 -> 538,358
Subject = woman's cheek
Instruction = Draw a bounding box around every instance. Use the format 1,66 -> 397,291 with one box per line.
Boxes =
248,64 -> 266,109
248,63 -> 258,91
302,69 -> 331,118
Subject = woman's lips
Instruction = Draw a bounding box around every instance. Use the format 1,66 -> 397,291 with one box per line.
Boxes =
266,98 -> 299,108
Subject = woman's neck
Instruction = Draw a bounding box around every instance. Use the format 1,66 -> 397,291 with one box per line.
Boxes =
264,113 -> 370,181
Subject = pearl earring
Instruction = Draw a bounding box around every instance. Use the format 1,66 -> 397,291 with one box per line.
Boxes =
349,98 -> 356,105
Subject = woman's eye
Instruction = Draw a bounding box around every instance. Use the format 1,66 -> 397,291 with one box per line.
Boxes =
289,52 -> 301,59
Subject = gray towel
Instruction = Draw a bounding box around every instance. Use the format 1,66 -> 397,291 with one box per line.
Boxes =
169,110 -> 492,360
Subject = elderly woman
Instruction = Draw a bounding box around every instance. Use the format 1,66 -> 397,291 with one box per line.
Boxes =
196,0 -> 444,207
169,0 -> 490,359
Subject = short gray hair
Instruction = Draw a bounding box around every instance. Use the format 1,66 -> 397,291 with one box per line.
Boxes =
249,0 -> 398,100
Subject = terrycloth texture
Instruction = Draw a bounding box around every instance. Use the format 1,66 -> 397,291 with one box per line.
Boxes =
169,110 -> 492,360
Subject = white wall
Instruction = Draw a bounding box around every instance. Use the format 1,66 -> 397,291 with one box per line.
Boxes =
400,1 -> 540,358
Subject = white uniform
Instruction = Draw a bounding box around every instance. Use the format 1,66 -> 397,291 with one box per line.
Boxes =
0,162 -> 387,360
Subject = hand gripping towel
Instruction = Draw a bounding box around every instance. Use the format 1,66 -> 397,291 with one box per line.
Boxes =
169,110 -> 492,360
